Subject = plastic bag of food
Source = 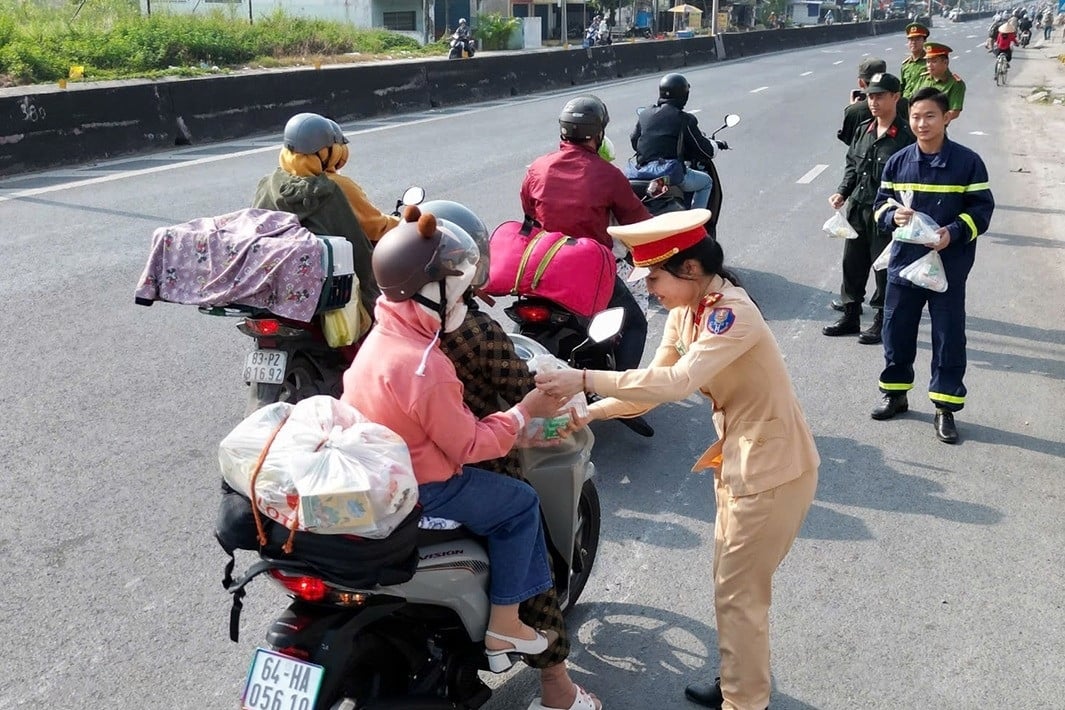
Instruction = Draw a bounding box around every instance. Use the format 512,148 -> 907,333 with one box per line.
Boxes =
872,242 -> 893,271
891,190 -> 941,245
899,250 -> 949,293
822,209 -> 859,240
519,355 -> 588,447
218,395 -> 418,538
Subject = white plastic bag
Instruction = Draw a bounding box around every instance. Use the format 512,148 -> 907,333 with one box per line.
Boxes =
872,242 -> 893,271
218,395 -> 418,538
891,190 -> 941,245
899,250 -> 949,293
520,354 -> 588,447
822,209 -> 859,240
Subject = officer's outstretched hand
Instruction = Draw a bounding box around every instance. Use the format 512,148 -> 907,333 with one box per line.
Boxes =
829,193 -> 846,210
535,368 -> 585,399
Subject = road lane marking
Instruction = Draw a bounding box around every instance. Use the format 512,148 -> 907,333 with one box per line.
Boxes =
969,130 -> 988,135
833,60 -> 844,65
688,109 -> 702,114
796,164 -> 829,184
751,86 -> 769,93
801,71 -> 813,76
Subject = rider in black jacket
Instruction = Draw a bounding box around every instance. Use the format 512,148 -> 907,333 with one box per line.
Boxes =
630,73 -> 726,211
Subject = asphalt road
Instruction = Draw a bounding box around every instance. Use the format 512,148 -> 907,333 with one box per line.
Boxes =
2,19 -> 1063,709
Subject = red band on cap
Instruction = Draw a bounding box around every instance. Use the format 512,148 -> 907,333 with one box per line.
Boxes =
631,226 -> 708,267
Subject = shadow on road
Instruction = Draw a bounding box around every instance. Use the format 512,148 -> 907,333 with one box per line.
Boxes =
8,195 -> 183,225
729,268 -> 833,323
982,230 -> 1065,250
994,203 -> 1065,216
814,435 -> 1003,526
965,315 -> 1065,346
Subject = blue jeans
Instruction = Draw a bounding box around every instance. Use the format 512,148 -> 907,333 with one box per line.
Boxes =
608,275 -> 648,370
418,466 -> 553,605
681,168 -> 713,210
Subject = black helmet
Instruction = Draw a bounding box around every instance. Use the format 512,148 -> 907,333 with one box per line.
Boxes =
419,200 -> 490,288
658,73 -> 690,106
373,206 -> 479,302
559,95 -> 610,143
282,113 -> 337,154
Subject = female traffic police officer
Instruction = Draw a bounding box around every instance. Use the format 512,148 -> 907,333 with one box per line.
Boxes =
535,209 -> 819,710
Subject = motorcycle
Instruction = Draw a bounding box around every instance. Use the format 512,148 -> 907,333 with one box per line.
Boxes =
204,186 -> 425,415
627,113 -> 741,240
624,24 -> 653,39
448,33 -> 476,59
1019,27 -> 1031,47
219,323 -> 607,710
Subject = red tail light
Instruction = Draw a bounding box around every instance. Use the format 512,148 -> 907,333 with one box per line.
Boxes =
274,646 -> 311,661
241,318 -> 280,336
269,569 -> 328,602
515,304 -> 552,323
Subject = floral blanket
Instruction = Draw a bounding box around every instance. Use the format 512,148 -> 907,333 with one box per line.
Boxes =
135,209 -> 326,322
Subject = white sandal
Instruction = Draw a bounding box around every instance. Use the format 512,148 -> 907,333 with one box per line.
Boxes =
527,683 -> 602,710
484,629 -> 550,672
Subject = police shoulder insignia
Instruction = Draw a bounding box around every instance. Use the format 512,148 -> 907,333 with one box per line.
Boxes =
706,307 -> 736,335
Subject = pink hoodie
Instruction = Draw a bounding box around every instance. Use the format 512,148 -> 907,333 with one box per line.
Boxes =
341,297 -> 524,485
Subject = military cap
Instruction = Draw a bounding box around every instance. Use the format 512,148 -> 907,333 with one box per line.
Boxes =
609,209 -> 712,269
858,57 -> 888,81
923,42 -> 952,59
865,72 -> 902,94
905,22 -> 930,38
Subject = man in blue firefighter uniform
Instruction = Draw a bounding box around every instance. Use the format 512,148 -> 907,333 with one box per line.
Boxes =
870,87 -> 995,444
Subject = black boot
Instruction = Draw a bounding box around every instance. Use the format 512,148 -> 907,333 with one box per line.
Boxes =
685,678 -> 723,708
823,303 -> 861,336
831,299 -> 863,314
857,310 -> 884,345
934,408 -> 959,444
871,392 -> 908,420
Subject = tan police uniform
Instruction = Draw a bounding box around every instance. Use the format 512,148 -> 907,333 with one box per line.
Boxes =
586,210 -> 820,710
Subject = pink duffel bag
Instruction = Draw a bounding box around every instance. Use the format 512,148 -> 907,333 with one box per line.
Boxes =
485,218 -> 616,318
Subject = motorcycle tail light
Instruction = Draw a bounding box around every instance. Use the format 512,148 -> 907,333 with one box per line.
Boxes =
268,569 -> 328,602
274,646 -> 311,661
515,304 -> 552,323
239,318 -> 280,336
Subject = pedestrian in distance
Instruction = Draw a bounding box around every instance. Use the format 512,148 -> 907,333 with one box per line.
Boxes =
870,87 -> 995,444
900,22 -> 931,99
535,210 -> 819,710
907,43 -> 966,121
825,72 -> 915,344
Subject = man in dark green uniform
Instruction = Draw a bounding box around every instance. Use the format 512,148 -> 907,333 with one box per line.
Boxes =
825,73 -> 915,344
907,43 -> 965,121
900,22 -> 930,99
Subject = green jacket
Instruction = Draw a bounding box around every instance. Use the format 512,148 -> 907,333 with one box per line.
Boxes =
908,71 -> 966,112
252,168 -> 380,314
837,115 -> 916,207
900,55 -> 927,99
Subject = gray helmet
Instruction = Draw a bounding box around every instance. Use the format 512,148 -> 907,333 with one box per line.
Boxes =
327,118 -> 349,145
282,113 -> 337,154
419,200 -> 490,288
658,73 -> 690,106
559,95 -> 610,142
373,206 -> 479,302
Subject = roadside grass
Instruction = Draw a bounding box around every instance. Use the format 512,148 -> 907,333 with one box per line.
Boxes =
0,0 -> 446,87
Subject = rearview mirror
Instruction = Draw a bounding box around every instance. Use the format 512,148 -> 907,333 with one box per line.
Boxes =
724,113 -> 741,128
402,186 -> 425,206
587,307 -> 625,343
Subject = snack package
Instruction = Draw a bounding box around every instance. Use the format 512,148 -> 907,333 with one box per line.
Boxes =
872,242 -> 893,271
898,250 -> 949,293
891,190 -> 941,245
822,209 -> 859,240
520,355 -> 589,447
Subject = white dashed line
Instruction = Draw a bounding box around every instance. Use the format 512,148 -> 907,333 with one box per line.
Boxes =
801,71 -> 813,76
833,60 -> 844,65
969,130 -> 988,136
796,164 -> 830,184
751,86 -> 769,93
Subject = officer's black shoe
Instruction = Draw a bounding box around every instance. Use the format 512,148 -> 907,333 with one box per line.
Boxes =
934,408 -> 959,444
830,299 -> 863,314
857,310 -> 884,345
684,678 -> 724,708
871,392 -> 908,420
822,304 -> 861,336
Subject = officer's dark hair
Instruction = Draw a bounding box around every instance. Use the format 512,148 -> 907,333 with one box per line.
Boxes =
661,237 -> 753,306
909,87 -> 949,114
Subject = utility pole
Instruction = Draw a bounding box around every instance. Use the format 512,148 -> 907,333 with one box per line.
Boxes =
560,0 -> 569,47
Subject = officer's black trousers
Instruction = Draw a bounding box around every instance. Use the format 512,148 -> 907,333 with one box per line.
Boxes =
840,202 -> 890,310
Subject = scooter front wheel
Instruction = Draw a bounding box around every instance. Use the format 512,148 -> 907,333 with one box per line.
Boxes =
563,480 -> 601,613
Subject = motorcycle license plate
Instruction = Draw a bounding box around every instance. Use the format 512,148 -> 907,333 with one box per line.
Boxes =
241,648 -> 323,710
243,349 -> 287,385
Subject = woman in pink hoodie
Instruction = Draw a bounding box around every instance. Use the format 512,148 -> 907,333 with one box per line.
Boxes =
340,208 -> 585,684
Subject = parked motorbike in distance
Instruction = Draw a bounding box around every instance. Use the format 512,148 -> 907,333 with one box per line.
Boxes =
624,23 -> 653,38
628,113 -> 740,239
504,302 -> 655,437
206,186 -> 425,416
220,327 -> 604,710
448,33 -> 475,59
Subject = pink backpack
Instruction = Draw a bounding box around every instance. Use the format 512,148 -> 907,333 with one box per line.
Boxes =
485,218 -> 616,318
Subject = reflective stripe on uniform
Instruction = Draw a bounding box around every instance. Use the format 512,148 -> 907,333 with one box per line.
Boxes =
881,181 -> 972,194
964,182 -> 991,192
878,381 -> 914,391
959,212 -> 978,240
929,391 -> 966,405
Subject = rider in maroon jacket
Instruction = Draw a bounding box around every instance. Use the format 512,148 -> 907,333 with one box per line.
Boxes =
520,95 -> 652,370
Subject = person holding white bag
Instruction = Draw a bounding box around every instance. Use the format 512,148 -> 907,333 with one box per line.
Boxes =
870,87 -> 995,443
